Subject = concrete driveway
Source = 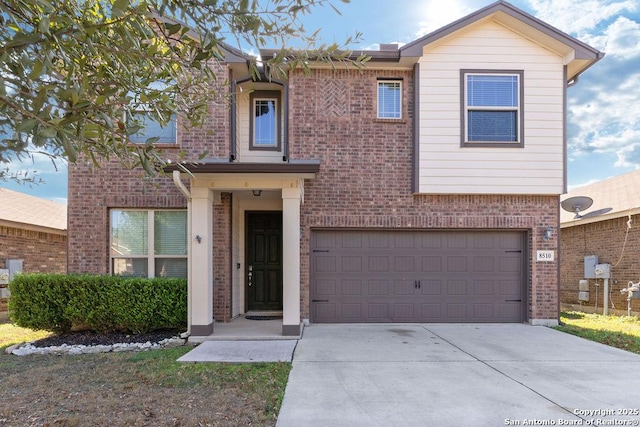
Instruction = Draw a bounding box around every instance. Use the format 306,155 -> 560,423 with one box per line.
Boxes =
277,324 -> 640,427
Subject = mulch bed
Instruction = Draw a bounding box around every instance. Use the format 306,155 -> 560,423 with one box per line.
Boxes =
30,328 -> 181,348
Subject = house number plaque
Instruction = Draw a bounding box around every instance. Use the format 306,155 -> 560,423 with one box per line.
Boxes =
536,250 -> 555,262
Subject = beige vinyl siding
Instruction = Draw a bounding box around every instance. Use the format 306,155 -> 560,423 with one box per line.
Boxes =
237,92 -> 284,163
418,21 -> 565,195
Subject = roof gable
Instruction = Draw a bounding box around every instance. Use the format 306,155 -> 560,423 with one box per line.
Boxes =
400,0 -> 603,81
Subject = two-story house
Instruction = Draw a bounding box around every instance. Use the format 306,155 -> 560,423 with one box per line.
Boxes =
67,1 -> 603,338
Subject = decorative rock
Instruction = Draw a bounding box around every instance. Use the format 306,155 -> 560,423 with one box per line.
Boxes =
9,335 -> 186,356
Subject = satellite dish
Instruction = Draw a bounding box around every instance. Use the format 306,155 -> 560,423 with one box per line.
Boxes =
561,196 -> 593,219
579,207 -> 613,219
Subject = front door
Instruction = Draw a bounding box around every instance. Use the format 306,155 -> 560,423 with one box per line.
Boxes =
246,212 -> 283,311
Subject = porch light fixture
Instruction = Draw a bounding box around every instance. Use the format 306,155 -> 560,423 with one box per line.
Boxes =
252,190 -> 262,197
542,226 -> 553,241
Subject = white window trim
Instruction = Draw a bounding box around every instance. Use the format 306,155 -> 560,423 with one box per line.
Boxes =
252,97 -> 279,148
461,70 -> 523,147
110,209 -> 187,278
377,80 -> 402,120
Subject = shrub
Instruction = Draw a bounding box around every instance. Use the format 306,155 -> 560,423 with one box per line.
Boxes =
8,274 -> 187,334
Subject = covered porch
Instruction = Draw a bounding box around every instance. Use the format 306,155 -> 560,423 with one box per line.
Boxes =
169,162 -> 319,339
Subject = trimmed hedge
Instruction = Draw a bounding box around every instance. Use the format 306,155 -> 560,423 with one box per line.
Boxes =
8,274 -> 187,334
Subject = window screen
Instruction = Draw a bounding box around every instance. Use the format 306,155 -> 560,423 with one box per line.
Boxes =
464,73 -> 521,143
377,81 -> 402,119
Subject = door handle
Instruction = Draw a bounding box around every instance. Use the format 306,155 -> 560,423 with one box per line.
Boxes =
248,265 -> 253,287
418,280 -> 421,289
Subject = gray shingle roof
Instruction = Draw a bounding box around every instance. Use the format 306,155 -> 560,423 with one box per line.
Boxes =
0,188 -> 66,231
561,169 -> 640,227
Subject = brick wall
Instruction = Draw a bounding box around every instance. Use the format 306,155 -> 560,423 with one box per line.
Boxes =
0,225 -> 67,315
67,61 -> 230,275
213,193 -> 232,321
289,68 -> 560,321
560,215 -> 640,313
67,63 -> 562,324
0,226 -> 66,273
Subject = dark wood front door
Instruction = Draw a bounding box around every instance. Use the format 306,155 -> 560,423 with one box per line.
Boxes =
246,212 -> 283,311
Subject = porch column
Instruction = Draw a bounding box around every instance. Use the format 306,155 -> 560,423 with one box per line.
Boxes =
190,187 -> 214,336
282,187 -> 302,336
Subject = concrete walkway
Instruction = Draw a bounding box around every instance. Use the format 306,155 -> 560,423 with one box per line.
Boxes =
277,324 -> 640,427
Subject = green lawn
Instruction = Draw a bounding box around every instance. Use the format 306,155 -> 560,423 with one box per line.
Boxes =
0,319 -> 291,426
556,311 -> 640,354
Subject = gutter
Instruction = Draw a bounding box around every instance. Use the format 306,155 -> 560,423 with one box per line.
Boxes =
172,171 -> 192,339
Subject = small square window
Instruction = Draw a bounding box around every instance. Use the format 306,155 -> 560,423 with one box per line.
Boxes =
128,112 -> 177,144
377,80 -> 402,119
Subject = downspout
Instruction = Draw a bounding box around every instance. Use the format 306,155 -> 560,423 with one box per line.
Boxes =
173,170 -> 192,339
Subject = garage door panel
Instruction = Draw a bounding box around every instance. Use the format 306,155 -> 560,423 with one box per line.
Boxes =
369,256 -> 389,272
342,234 -> 363,248
394,279 -> 415,295
421,233 -> 443,249
446,303 -> 467,319
420,279 -> 443,296
341,303 -> 362,320
394,303 -> 414,320
369,280 -> 389,295
341,256 -> 362,272
473,256 -> 495,272
315,279 -> 336,296
421,256 -> 442,272
315,256 -> 336,272
420,303 -> 442,319
341,280 -> 362,295
311,230 -> 525,323
447,234 -> 469,249
447,280 -> 469,295
447,257 -> 468,272
474,280 -> 495,295
474,303 -> 495,319
368,303 -> 389,320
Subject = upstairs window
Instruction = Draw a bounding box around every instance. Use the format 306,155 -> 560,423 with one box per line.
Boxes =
377,80 -> 402,119
250,91 -> 281,150
129,111 -> 177,144
128,81 -> 177,144
110,210 -> 187,278
462,71 -> 523,146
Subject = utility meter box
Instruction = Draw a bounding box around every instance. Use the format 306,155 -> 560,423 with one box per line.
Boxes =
595,263 -> 611,279
0,269 -> 9,285
0,268 -> 9,298
6,259 -> 23,280
584,255 -> 598,279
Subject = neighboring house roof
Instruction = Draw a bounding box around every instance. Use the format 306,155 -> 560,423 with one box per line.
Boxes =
560,169 -> 640,228
0,188 -> 67,234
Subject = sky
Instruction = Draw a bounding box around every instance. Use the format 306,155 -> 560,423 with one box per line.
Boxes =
3,0 -> 639,205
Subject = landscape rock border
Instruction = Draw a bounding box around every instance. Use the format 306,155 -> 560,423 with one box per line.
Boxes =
6,337 -> 187,356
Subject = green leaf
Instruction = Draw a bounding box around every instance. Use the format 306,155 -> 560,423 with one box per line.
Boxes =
39,126 -> 57,138
16,119 -> 39,132
29,60 -> 45,79
112,0 -> 129,17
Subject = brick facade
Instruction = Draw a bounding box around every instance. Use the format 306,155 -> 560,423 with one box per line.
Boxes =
290,69 -> 559,321
68,64 -> 561,325
560,215 -> 640,314
0,226 -> 66,273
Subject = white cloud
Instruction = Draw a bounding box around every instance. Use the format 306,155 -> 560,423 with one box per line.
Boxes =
527,0 -> 638,37
414,0 -> 478,38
